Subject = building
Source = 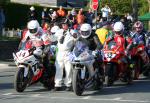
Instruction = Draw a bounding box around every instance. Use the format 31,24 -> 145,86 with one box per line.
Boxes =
10,0 -> 88,8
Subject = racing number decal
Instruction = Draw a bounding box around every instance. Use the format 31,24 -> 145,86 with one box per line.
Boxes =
32,63 -> 38,72
107,53 -> 112,58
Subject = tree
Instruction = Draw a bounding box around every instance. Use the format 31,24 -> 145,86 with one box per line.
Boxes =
98,0 -> 148,16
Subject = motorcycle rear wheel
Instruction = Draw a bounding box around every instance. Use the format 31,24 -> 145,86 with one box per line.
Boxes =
14,67 -> 28,92
72,69 -> 84,96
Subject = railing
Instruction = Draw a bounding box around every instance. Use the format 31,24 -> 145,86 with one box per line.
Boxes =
2,28 -> 22,38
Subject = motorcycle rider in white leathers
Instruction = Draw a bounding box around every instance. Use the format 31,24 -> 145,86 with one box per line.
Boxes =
21,20 -> 52,81
77,23 -> 103,79
54,22 -> 77,91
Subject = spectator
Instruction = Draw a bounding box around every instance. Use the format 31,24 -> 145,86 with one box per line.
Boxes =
71,8 -> 77,16
48,8 -> 54,22
76,10 -> 85,25
0,7 -> 5,36
28,6 -> 38,21
65,11 -> 75,28
51,11 -> 58,23
101,4 -> 111,21
126,13 -> 133,22
41,8 -> 49,27
86,9 -> 94,26
57,6 -> 66,18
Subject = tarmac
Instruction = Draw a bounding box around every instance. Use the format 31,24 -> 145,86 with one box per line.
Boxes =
0,60 -> 16,71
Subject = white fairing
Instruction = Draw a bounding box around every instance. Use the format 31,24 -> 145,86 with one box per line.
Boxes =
13,50 -> 40,77
69,41 -> 95,77
69,41 -> 95,64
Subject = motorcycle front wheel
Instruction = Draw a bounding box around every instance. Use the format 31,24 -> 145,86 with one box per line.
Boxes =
72,68 -> 84,96
14,67 -> 28,92
105,63 -> 116,86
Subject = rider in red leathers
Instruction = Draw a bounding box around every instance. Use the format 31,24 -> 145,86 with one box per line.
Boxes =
105,22 -> 132,82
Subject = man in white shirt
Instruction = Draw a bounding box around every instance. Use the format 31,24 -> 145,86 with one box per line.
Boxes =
101,4 -> 111,21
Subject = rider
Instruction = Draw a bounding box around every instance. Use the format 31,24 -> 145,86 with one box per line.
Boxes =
77,23 -> 104,85
132,21 -> 149,45
21,20 -> 52,81
126,21 -> 150,77
106,22 -> 132,77
126,21 -> 149,60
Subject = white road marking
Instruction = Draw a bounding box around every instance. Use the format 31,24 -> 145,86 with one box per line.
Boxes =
2,93 -> 13,95
31,94 -> 41,97
82,96 -> 91,99
50,96 -> 150,103
113,97 -> 122,100
1,93 -> 150,103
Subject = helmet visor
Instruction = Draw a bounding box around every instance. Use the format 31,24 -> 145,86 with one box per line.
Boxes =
81,31 -> 90,37
29,28 -> 37,34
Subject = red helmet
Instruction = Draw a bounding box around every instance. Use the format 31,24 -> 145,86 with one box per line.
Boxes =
133,21 -> 143,33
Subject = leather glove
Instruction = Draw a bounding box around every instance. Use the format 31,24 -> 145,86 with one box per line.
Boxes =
92,50 -> 98,57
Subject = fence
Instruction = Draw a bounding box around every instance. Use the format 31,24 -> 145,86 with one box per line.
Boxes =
2,28 -> 22,38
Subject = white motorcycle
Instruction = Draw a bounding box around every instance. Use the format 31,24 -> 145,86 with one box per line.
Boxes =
13,47 -> 54,92
69,41 -> 103,96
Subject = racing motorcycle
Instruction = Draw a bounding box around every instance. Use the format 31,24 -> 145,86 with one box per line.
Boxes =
69,41 -> 103,96
130,43 -> 150,79
13,47 -> 54,92
102,40 -> 133,86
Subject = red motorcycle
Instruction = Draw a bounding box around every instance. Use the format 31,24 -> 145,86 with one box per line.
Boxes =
102,41 -> 132,86
130,44 -> 150,79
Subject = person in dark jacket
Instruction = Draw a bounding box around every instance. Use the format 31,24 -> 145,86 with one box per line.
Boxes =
28,6 -> 38,21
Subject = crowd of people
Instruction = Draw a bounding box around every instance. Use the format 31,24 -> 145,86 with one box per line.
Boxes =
19,5 -> 150,91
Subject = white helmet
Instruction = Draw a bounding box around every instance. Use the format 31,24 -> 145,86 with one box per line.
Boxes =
80,23 -> 92,38
27,20 -> 40,35
113,22 -> 124,32
30,6 -> 35,11
51,26 -> 60,34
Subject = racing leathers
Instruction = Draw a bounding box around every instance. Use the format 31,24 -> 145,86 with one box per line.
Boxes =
21,27 -> 51,77
76,32 -> 103,78
126,30 -> 150,64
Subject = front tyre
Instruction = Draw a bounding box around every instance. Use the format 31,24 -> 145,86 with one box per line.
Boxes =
14,68 -> 28,92
105,64 -> 115,86
72,69 -> 84,96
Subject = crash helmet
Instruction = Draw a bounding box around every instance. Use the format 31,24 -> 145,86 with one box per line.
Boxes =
113,21 -> 124,34
133,21 -> 143,33
27,20 -> 40,35
80,23 -> 92,38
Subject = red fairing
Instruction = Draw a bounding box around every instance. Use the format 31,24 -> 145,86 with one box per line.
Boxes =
114,34 -> 125,53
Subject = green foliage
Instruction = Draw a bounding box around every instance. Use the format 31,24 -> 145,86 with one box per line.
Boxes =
138,0 -> 149,16
97,0 -> 149,15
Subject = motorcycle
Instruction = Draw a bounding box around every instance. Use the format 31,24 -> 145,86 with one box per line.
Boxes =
102,40 -> 133,86
130,43 -> 150,79
69,41 -> 103,96
13,47 -> 54,92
